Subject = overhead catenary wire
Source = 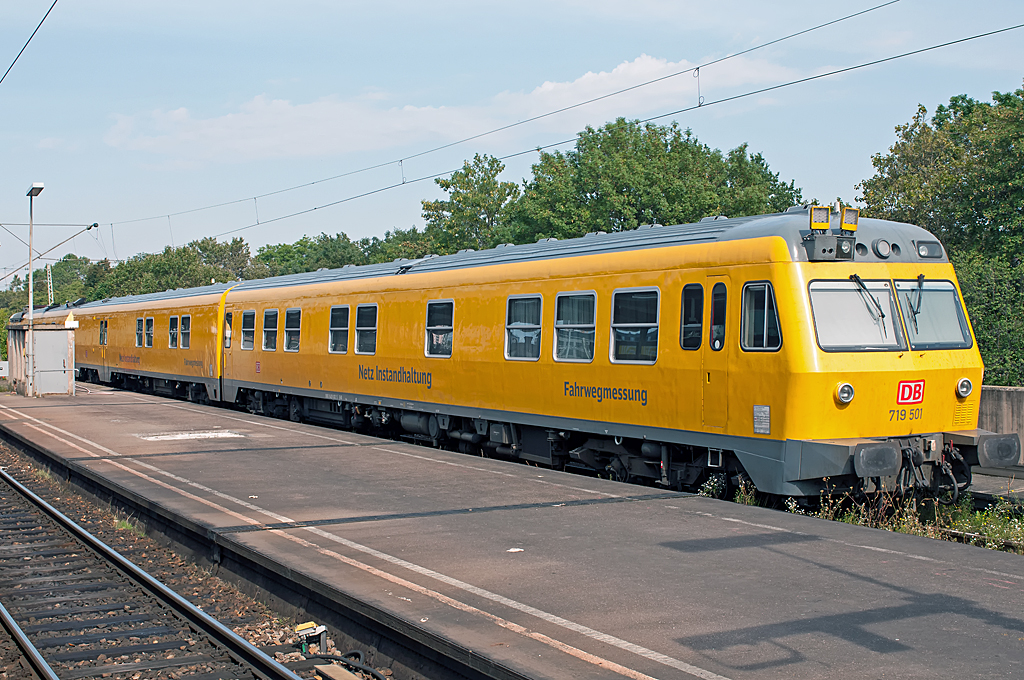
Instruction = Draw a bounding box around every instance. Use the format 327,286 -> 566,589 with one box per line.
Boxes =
211,20 -> 1024,240
107,0 -> 902,228
0,0 -> 59,88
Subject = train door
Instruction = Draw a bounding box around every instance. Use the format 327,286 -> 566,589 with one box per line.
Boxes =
221,309 -> 234,389
702,276 -> 730,428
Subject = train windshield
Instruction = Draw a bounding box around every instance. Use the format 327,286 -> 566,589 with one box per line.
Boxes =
809,279 -> 906,351
894,279 -> 973,350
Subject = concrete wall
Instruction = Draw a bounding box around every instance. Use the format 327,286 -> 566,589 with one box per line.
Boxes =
980,386 -> 1024,442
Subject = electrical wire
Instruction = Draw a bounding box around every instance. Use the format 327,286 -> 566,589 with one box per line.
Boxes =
0,0 -> 59,88
108,0 -> 901,228
211,20 -> 1024,240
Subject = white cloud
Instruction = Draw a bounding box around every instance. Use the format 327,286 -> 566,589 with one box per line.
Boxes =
104,53 -> 802,164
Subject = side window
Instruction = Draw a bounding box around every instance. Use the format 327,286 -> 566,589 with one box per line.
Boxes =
329,306 -> 349,353
224,312 -> 232,349
241,311 -> 255,350
710,283 -> 727,351
680,284 -> 703,350
741,282 -> 782,351
506,296 -> 541,360
611,289 -> 659,363
355,304 -> 377,355
136,318 -> 143,347
145,317 -> 154,348
554,293 -> 596,362
284,309 -> 301,352
425,301 -> 454,358
99,320 -> 107,346
169,316 -> 179,349
181,315 -> 191,350
263,310 -> 278,350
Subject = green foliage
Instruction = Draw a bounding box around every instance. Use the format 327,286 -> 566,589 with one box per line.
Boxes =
949,250 -> 1024,386
421,154 -> 521,253
254,233 -> 364,276
512,118 -> 802,241
358,226 -> 434,264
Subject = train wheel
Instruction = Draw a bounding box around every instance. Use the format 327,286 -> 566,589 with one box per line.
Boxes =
288,397 -> 302,423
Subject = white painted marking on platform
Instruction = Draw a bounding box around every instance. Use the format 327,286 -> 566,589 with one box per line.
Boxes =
139,431 -> 244,441
144,430 -> 242,441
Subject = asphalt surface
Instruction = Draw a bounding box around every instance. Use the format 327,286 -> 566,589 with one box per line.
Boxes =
0,389 -> 1022,680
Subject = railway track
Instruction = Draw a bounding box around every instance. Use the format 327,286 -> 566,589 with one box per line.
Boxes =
0,466 -> 303,680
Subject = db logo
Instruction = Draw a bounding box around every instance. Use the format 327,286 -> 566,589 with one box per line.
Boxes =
897,380 -> 925,405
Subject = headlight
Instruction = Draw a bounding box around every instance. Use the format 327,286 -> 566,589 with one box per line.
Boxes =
957,377 -> 973,398
836,382 -> 855,404
872,239 -> 891,258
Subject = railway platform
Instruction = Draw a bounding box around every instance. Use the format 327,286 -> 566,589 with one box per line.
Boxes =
0,388 -> 1022,679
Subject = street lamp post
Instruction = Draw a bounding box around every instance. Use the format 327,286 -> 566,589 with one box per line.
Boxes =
26,182 -> 43,398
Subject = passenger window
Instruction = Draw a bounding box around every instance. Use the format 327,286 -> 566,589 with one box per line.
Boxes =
329,306 -> 349,353
555,293 -> 596,362
611,289 -> 659,363
224,312 -> 232,349
181,315 -> 191,350
241,311 -> 255,350
169,316 -> 179,349
145,317 -> 154,348
425,301 -> 454,357
506,296 -> 541,360
99,320 -> 107,346
263,309 -> 278,351
741,283 -> 781,351
136,318 -> 144,347
710,283 -> 726,351
355,304 -> 377,355
680,284 -> 703,350
284,309 -> 301,352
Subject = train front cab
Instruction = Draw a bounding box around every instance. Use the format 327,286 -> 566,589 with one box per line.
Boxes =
772,208 -> 1021,502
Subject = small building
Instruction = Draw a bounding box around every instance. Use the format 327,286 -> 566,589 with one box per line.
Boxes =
7,309 -> 76,396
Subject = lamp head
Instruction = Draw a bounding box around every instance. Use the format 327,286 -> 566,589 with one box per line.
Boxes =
26,183 -> 44,197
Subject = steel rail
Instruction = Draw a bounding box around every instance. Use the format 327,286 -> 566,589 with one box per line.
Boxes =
0,598 -> 61,680
0,466 -> 303,680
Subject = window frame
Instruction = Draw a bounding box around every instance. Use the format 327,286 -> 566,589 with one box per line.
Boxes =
504,294 -> 543,362
808,279 -> 907,353
169,315 -> 179,349
145,317 -> 154,348
424,299 -> 455,358
262,309 -> 279,351
740,281 -> 783,352
136,318 -> 144,348
240,310 -> 256,351
553,290 -> 598,364
609,286 -> 661,365
328,305 -> 349,354
224,312 -> 232,349
709,283 -> 727,352
99,320 -> 107,346
893,278 -> 973,351
679,283 -> 704,351
180,314 -> 191,350
283,308 -> 301,352
354,303 -> 378,356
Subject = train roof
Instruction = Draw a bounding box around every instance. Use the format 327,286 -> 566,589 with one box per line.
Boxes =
44,207 -> 944,312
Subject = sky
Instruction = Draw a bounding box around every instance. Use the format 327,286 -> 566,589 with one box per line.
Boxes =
0,0 -> 1022,282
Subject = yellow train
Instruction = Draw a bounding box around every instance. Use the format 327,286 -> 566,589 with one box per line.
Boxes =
36,205 -> 1021,499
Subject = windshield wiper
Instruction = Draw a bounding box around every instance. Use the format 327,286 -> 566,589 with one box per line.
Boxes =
850,274 -> 887,339
905,274 -> 925,335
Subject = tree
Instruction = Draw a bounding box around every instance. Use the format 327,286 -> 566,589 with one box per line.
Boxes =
421,154 -> 521,253
858,83 -> 1024,258
254,232 -> 365,276
511,118 -> 802,242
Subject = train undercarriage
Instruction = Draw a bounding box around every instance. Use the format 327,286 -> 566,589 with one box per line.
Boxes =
81,369 -> 1015,505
